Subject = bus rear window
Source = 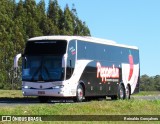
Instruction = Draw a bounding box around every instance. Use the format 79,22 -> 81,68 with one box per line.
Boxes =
24,40 -> 67,55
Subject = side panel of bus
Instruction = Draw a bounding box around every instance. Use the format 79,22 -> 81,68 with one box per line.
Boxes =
76,40 -> 140,97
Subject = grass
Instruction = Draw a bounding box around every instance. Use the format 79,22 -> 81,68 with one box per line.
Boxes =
0,100 -> 160,123
0,90 -> 160,123
0,100 -> 160,115
0,90 -> 23,98
133,91 -> 160,96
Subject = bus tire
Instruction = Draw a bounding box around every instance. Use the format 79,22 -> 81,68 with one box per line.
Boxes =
118,84 -> 125,100
38,96 -> 49,103
125,85 -> 130,99
73,84 -> 84,102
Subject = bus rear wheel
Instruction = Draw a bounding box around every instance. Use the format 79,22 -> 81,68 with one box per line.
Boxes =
118,84 -> 125,100
125,85 -> 130,99
73,84 -> 84,102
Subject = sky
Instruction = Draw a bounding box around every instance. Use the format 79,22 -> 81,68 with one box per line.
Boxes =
18,0 -> 160,76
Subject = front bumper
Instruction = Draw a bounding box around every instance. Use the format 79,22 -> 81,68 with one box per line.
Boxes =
22,88 -> 76,97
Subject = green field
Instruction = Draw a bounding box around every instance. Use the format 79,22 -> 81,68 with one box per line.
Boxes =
0,99 -> 160,115
0,90 -> 23,98
0,90 -> 160,123
133,91 -> 160,96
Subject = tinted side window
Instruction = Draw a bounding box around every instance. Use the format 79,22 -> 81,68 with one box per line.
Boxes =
77,40 -> 139,64
66,40 -> 76,79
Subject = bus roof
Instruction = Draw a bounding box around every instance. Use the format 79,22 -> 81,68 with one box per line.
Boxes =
28,36 -> 138,50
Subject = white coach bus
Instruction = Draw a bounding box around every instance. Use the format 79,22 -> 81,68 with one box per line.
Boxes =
14,36 -> 140,102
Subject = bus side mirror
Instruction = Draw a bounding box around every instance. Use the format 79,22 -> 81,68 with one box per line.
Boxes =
14,53 -> 22,68
62,54 -> 67,68
14,53 -> 21,78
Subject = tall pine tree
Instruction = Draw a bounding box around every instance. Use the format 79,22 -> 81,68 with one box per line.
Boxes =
0,0 -> 91,89
63,4 -> 74,35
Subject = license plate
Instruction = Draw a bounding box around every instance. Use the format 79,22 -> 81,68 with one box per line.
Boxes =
38,91 -> 45,95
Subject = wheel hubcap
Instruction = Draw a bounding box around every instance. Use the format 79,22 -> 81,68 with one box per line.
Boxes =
126,87 -> 129,98
120,88 -> 123,98
78,88 -> 83,99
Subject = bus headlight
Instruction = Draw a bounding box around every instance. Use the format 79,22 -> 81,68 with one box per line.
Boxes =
23,86 -> 31,89
52,85 -> 64,89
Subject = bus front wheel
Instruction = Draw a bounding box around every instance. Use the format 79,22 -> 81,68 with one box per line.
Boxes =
73,84 -> 84,102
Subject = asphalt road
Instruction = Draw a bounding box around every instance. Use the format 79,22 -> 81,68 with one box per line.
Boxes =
0,97 -> 76,106
0,95 -> 160,106
0,97 -> 39,106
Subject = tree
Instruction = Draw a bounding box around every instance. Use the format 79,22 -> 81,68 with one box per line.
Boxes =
140,74 -> 160,91
0,0 -> 16,89
0,0 -> 91,89
47,0 -> 59,25
154,75 -> 160,91
24,0 -> 43,38
58,7 -> 65,34
47,0 -> 60,34
63,4 -> 74,35
71,4 -> 90,36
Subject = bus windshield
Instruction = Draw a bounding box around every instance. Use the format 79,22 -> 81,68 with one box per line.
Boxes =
22,55 -> 64,82
22,40 -> 67,82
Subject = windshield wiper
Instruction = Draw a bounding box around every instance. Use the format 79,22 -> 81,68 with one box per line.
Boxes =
31,58 -> 43,81
31,66 -> 41,81
44,65 -> 52,81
